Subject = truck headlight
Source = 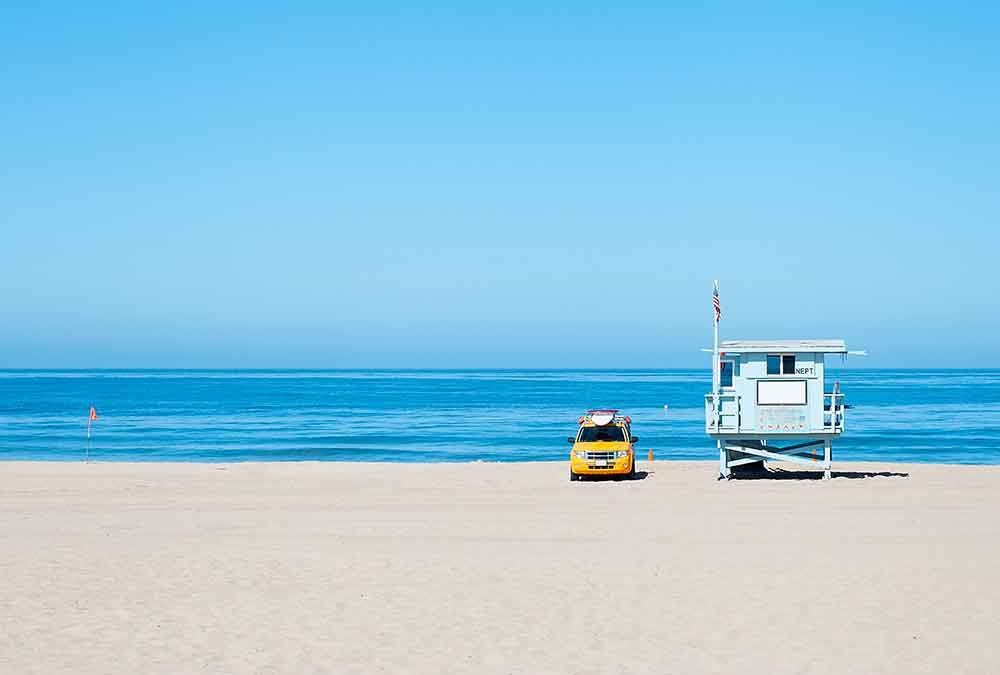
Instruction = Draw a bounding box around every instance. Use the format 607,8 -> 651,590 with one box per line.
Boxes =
615,450 -> 628,458
575,450 -> 587,459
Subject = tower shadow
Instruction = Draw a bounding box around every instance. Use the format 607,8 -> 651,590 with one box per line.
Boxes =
726,465 -> 908,480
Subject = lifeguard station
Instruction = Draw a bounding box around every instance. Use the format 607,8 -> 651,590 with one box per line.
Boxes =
705,284 -> 864,479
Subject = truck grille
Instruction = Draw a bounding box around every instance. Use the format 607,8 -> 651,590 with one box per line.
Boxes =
582,451 -> 617,461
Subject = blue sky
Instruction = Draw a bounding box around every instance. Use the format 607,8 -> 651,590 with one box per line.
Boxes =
2,2 -> 998,367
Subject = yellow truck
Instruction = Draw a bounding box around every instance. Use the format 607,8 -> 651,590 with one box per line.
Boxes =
568,409 -> 637,481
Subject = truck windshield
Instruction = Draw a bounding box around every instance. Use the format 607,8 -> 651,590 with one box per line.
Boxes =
578,426 -> 627,442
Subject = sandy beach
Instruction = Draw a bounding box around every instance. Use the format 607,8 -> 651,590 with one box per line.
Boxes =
1,460 -> 998,674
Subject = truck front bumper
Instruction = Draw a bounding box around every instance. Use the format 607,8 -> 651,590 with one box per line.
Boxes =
570,455 -> 633,475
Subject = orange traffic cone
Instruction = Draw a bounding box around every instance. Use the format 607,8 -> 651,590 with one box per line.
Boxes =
647,449 -> 654,462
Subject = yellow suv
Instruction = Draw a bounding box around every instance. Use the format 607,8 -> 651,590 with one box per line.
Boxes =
568,410 -> 637,481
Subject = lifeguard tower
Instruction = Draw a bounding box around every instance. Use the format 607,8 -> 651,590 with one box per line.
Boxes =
705,284 -> 864,479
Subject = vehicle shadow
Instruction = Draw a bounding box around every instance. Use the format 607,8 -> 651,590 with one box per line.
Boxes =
728,467 -> 909,480
579,471 -> 650,482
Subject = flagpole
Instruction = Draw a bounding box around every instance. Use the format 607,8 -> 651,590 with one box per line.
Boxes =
712,280 -> 720,395
712,280 -> 724,478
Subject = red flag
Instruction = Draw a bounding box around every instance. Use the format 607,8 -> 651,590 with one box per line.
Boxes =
89,406 -> 98,422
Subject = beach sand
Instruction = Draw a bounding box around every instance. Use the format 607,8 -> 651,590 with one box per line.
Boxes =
1,460 -> 998,674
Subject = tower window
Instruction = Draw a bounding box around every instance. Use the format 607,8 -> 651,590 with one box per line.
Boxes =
719,361 -> 734,388
767,354 -> 797,375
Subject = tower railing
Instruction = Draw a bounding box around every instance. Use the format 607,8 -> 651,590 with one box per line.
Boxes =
823,392 -> 845,432
705,393 -> 741,433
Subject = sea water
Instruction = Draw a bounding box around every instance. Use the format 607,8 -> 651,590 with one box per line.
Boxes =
1,369 -> 998,463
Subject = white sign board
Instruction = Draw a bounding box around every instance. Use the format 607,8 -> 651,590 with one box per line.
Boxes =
757,380 -> 807,406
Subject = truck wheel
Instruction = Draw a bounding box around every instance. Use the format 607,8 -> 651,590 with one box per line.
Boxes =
630,458 -> 636,479
570,469 -> 579,482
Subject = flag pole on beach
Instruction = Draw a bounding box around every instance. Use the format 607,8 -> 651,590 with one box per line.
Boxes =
87,405 -> 98,462
712,280 -> 721,395
712,281 -> 723,474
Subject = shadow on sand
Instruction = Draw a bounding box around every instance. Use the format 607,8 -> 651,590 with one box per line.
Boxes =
577,471 -> 650,482
727,466 -> 909,481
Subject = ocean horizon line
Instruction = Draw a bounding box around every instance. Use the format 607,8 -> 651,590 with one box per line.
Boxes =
1,367 -> 996,373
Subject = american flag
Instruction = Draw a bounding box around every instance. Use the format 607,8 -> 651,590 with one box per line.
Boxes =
713,281 -> 721,323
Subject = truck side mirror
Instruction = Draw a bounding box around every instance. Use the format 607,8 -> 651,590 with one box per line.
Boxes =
567,436 -> 576,444
630,436 -> 640,444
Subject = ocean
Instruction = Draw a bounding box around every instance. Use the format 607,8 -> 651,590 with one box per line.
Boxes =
1,369 -> 998,464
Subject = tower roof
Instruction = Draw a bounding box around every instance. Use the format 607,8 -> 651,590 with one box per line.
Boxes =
719,339 -> 848,354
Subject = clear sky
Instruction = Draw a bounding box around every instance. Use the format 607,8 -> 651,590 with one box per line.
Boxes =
2,2 -> 998,368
